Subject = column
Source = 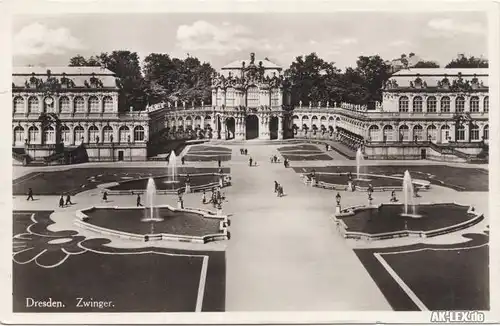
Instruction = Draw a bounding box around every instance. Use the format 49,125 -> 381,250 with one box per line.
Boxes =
212,116 -> 218,139
99,95 -> 104,114
278,115 -> 283,140
54,95 -> 60,114
450,95 -> 456,113
24,95 -> 29,116
464,123 -> 470,142
84,95 -> 90,115
221,118 -> 227,139
37,95 -> 44,114
69,95 -> 75,115
23,124 -> 29,144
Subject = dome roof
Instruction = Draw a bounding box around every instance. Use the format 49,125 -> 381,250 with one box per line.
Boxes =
221,53 -> 282,70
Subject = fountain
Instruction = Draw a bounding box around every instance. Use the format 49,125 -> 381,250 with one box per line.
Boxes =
401,170 -> 421,218
165,150 -> 179,184
355,148 -> 370,182
141,177 -> 163,222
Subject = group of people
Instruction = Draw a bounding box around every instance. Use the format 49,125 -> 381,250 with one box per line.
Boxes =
249,157 -> 257,167
239,148 -> 248,155
58,194 -> 74,208
270,155 -> 281,164
274,181 -> 285,197
202,187 -> 224,207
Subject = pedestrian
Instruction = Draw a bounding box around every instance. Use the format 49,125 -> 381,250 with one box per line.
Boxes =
218,160 -> 221,168
218,167 -> 223,175
136,194 -> 142,207
274,181 -> 279,193
65,194 -> 73,206
59,195 -> 64,208
244,149 -> 248,155
181,156 -> 185,165
202,190 -> 207,204
240,148 -> 244,155
414,187 -> 420,198
102,191 -> 108,202
276,156 -> 281,163
270,156 -> 274,163
249,157 -> 253,166
26,188 -> 34,201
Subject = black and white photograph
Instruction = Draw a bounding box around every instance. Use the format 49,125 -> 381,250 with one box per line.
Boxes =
2,0 -> 498,324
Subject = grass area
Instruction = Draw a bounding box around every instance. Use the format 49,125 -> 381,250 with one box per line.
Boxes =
282,154 -> 333,161
109,174 -> 220,191
184,154 -> 232,162
296,165 -> 488,192
278,144 -> 322,152
85,207 -> 221,237
13,167 -> 229,196
188,146 -> 231,153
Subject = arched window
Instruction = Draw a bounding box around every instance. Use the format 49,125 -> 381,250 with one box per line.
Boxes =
470,96 -> 479,113
247,86 -> 259,108
13,96 -> 25,113
28,126 -> 39,143
399,125 -> 409,141
301,116 -> 309,127
61,126 -> 70,144
484,96 -> 489,113
88,96 -> 100,112
74,126 -> 84,144
456,124 -> 465,141
74,96 -> 85,112
271,88 -> 280,107
470,124 -> 480,141
14,126 -> 24,145
399,96 -> 409,112
311,116 -> 319,126
483,125 -> 489,140
456,96 -> 465,113
441,125 -> 451,142
44,96 -> 55,113
383,125 -> 393,142
43,126 -> 55,144
134,126 -> 145,142
185,116 -> 193,128
88,126 -> 99,143
426,96 -> 437,113
119,126 -> 130,143
413,125 -> 423,141
226,88 -> 235,107
427,125 -> 437,142
59,96 -> 70,112
441,96 -> 450,112
103,96 -> 114,112
368,125 -> 380,142
28,96 -> 39,114
103,126 -> 113,142
194,116 -> 202,128
413,96 -> 423,112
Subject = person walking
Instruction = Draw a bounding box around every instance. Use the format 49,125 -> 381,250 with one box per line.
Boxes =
181,156 -> 185,165
274,181 -> 279,193
26,188 -> 34,201
244,149 -> 248,155
102,191 -> 108,202
65,194 -> 73,206
59,195 -> 65,208
249,157 -> 253,166
136,194 -> 143,207
218,160 -> 222,168
202,190 -> 207,204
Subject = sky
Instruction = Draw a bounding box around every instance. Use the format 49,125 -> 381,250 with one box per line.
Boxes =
11,12 -> 488,71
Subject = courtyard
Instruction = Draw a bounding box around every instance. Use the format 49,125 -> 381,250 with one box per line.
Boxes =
12,140 -> 489,312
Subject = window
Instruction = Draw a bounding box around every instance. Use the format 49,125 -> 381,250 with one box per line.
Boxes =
484,97 -> 489,113
456,97 -> 465,113
441,96 -> 450,112
383,125 -> 393,142
185,117 -> 192,128
247,86 -> 259,108
103,96 -> 114,112
271,89 -> 280,107
413,125 -> 423,141
119,126 -> 130,143
470,96 -> 479,113
427,125 -> 437,141
484,125 -> 489,140
103,126 -> 113,142
74,96 -> 85,112
28,96 -> 39,113
457,124 -> 465,141
88,126 -> 99,143
226,88 -> 235,107
59,96 -> 70,112
14,126 -> 24,145
134,126 -> 145,141
471,124 -> 480,141
301,116 -> 309,128
441,125 -> 450,142
368,125 -> 380,142
43,126 -> 55,144
399,96 -> 409,112
28,126 -> 39,143
89,96 -> 100,112
216,89 -> 223,106
399,125 -> 409,141
177,117 -> 183,127
61,126 -> 70,144
74,126 -> 84,144
413,96 -> 423,112
13,96 -> 24,113
427,96 -> 437,113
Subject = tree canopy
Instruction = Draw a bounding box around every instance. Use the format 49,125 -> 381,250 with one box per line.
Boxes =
445,56 -> 488,68
413,60 -> 440,68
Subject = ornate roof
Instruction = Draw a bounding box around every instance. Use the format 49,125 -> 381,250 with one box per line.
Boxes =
12,66 -> 119,90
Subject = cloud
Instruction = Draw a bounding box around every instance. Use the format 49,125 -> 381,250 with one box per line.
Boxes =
176,20 -> 256,55
427,18 -> 485,36
13,22 -> 85,56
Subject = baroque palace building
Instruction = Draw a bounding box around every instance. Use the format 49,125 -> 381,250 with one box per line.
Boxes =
12,67 -> 149,164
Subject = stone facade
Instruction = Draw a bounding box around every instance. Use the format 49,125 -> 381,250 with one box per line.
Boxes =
12,67 -> 149,163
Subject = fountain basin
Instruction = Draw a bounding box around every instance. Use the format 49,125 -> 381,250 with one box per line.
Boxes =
332,203 -> 483,241
307,172 -> 431,191
76,205 -> 229,243
102,173 -> 231,195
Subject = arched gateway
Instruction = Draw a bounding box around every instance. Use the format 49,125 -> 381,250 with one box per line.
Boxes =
245,115 -> 259,140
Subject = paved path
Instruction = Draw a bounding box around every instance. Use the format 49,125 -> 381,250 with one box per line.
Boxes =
224,145 -> 391,311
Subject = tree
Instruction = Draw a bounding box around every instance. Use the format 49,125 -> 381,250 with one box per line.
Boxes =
69,55 -> 88,67
414,61 -> 440,68
354,55 -> 391,103
445,56 -> 488,68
